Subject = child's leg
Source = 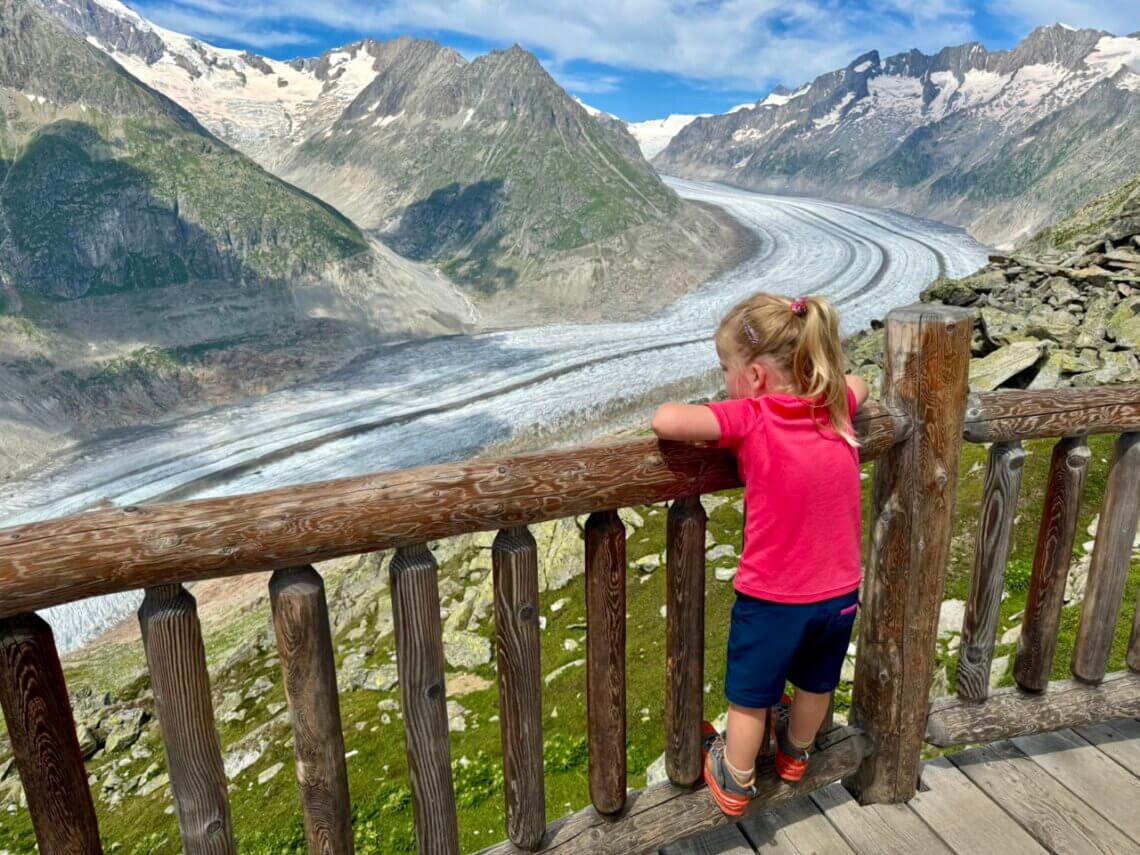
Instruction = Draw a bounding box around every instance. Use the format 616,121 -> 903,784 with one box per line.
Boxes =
725,703 -> 767,778
787,688 -> 830,749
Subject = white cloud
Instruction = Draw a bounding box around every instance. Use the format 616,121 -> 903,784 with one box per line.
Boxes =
128,0 -> 1140,93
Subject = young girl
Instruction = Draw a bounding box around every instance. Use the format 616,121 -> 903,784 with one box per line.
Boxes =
651,292 -> 867,816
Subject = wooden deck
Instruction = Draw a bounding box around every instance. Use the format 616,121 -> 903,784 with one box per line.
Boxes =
663,719 -> 1140,854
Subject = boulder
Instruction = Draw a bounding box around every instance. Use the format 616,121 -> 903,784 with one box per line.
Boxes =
938,599 -> 966,637
979,307 -> 1022,347
969,341 -> 1043,391
257,762 -> 284,785
1076,294 -> 1115,348
442,630 -> 492,669
924,277 -> 979,306
447,700 -> 469,733
1107,296 -> 1140,349
1071,351 -> 1140,386
1043,277 -> 1080,305
706,544 -> 736,561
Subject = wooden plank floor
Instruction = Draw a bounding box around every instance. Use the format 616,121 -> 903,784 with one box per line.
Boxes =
662,719 -> 1140,854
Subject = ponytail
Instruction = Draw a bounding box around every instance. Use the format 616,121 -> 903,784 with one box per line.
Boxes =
791,297 -> 855,446
715,292 -> 856,446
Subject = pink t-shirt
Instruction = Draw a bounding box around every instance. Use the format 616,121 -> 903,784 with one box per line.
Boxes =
705,387 -> 862,603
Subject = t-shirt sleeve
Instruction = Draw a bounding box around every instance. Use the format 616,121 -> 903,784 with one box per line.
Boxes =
704,398 -> 761,451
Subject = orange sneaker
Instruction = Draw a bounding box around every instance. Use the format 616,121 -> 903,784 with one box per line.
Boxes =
774,716 -> 812,783
701,720 -> 755,816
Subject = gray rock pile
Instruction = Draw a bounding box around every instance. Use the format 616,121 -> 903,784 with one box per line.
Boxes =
846,191 -> 1140,393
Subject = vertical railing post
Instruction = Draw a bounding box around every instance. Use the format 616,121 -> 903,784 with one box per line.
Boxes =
1016,437 -> 1090,691
585,510 -> 627,815
956,440 -> 1025,701
846,303 -> 972,804
665,495 -> 706,786
0,613 -> 102,854
269,566 -> 354,854
491,526 -> 545,849
1072,432 -> 1140,683
390,544 -> 459,855
139,585 -> 234,855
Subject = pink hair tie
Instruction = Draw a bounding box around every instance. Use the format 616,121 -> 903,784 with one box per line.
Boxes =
789,297 -> 808,317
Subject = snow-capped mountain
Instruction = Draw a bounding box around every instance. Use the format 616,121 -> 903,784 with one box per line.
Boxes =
626,114 -> 710,159
43,0 -> 744,320
43,0 -> 387,170
656,25 -> 1140,247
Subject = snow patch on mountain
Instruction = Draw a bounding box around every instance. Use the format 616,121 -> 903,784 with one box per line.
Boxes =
626,113 -> 709,158
813,92 -> 855,129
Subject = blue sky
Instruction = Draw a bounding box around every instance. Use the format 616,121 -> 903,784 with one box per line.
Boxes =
126,1 -> 1140,121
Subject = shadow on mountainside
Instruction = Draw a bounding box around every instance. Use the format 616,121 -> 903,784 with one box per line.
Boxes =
380,179 -> 520,294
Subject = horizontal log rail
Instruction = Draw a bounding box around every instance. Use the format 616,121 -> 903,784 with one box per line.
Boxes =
925,671 -> 1140,748
477,726 -> 871,855
0,403 -> 905,620
965,385 -> 1140,443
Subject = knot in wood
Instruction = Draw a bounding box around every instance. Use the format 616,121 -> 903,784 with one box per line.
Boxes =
206,819 -> 223,835
646,452 -> 663,466
518,604 -> 536,622
425,682 -> 443,701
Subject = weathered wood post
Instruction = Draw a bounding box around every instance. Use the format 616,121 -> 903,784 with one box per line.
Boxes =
846,303 -> 972,804
390,544 -> 460,855
956,440 -> 1025,701
0,613 -> 103,854
139,585 -> 234,855
665,495 -> 706,786
269,566 -> 354,855
491,526 -> 545,849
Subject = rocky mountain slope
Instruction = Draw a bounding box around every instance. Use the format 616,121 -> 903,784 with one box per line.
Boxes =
45,0 -> 751,320
657,25 -> 1140,249
845,172 -> 1140,393
0,0 -> 475,480
2,0 -> 469,332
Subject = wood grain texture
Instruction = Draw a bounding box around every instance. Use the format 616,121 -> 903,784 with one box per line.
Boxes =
965,384 -> 1140,442
738,794 -> 856,854
268,566 -> 353,854
909,757 -> 1045,854
492,526 -> 545,849
810,781 -> 953,854
659,823 -> 752,854
949,740 -> 1137,853
1072,432 -> 1140,683
476,727 -> 871,855
138,585 -> 234,854
0,613 -> 102,854
956,441 -> 1026,701
585,510 -> 627,816
1016,437 -> 1091,691
1073,717 -> 1140,775
847,303 -> 972,804
1011,728 -> 1140,842
665,496 -> 706,787
0,406 -> 905,620
925,670 -> 1140,747
390,544 -> 459,855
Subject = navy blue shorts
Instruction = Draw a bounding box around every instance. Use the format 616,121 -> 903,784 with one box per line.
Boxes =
724,588 -> 859,709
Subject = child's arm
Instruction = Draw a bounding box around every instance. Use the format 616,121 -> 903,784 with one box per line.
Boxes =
651,402 -> 721,444
845,374 -> 870,410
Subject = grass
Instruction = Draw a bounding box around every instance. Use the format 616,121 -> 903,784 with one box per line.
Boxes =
0,435 -> 1137,853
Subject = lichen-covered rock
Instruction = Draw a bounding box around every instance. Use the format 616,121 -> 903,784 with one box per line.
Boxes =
924,277 -> 980,306
442,630 -> 492,669
1107,296 -> 1140,349
969,341 -> 1043,391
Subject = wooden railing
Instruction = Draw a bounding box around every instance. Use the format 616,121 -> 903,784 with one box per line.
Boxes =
1,303 -> 1139,854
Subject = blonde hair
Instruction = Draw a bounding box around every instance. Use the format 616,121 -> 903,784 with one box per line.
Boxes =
714,292 -> 856,446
